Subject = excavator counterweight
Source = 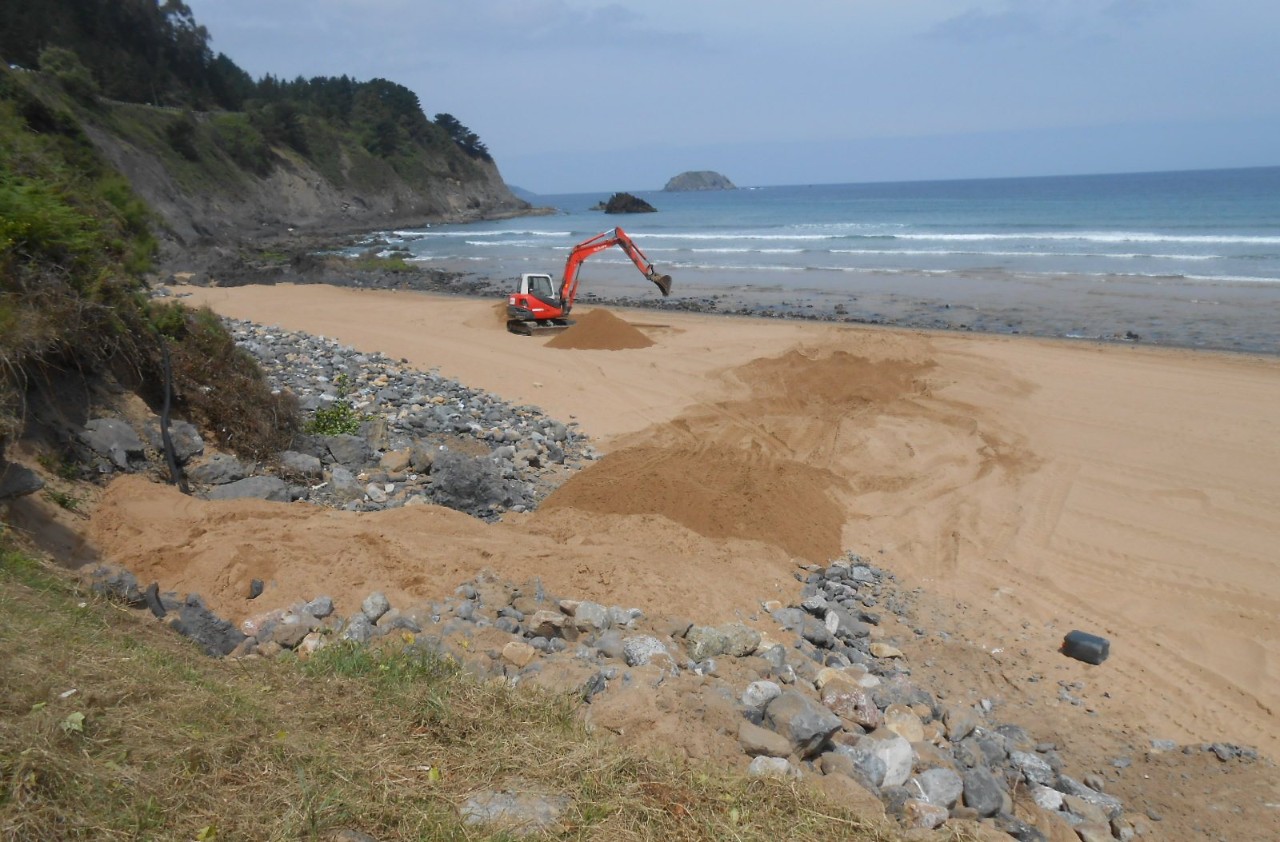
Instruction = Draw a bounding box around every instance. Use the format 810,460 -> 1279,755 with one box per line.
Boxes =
505,227 -> 672,336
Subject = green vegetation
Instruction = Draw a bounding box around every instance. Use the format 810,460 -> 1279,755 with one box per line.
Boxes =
0,545 -> 906,841
0,63 -> 158,440
304,374 -> 365,437
2,0 -> 494,174
153,302 -> 301,460
0,62 -> 299,456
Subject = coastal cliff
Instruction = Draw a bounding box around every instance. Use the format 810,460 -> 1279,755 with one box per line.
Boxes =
78,103 -> 530,260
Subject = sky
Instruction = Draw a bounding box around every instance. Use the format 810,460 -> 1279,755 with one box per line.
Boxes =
182,0 -> 1280,194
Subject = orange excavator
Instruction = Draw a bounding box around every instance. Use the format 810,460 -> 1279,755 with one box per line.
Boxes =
505,227 -> 672,335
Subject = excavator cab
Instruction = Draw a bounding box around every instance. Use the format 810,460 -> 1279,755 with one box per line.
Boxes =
526,273 -> 557,303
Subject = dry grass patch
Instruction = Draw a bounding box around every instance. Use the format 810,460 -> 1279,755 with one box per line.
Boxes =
0,545 -> 913,841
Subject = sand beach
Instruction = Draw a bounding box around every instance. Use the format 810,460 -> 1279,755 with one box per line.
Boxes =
88,283 -> 1280,836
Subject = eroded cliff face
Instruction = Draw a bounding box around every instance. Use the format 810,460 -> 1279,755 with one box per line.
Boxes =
83,121 -> 531,253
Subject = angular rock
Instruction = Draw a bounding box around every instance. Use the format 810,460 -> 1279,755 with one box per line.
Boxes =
1057,775 -> 1124,819
326,434 -> 372,469
830,743 -> 888,791
80,418 -> 144,469
764,690 -> 842,758
340,613 -> 374,644
572,601 -> 610,631
621,635 -> 672,667
719,623 -> 762,657
502,641 -> 538,668
1029,784 -> 1064,811
883,704 -> 925,743
858,729 -> 915,788
1010,750 -> 1056,787
206,475 -> 290,502
944,704 -> 981,742
684,625 -> 730,661
962,766 -> 1006,818
460,789 -> 569,836
820,679 -> 883,730
170,598 -> 247,657
746,756 -> 793,779
909,767 -> 964,808
741,680 -> 783,711
327,465 -> 364,501
900,798 -> 949,830
529,610 -> 569,639
738,720 -> 794,758
83,563 -> 146,607
145,418 -> 205,464
0,462 -> 44,499
305,595 -> 335,618
279,450 -> 323,480
188,453 -> 249,485
362,591 -> 391,622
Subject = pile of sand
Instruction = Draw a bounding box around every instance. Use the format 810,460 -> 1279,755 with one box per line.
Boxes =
546,308 -> 653,350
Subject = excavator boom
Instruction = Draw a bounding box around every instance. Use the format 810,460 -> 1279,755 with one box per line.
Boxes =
506,227 -> 672,336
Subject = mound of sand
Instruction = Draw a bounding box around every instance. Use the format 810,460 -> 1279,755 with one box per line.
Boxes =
546,308 -> 653,350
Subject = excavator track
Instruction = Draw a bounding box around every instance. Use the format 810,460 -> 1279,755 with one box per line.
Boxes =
506,318 -> 574,337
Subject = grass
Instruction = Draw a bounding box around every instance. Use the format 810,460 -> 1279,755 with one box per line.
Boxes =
0,544 -> 913,842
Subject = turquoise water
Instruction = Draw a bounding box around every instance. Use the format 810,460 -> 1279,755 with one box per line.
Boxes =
387,166 -> 1280,289
362,166 -> 1280,352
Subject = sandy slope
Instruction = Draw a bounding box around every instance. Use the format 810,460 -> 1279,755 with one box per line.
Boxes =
100,284 -> 1280,769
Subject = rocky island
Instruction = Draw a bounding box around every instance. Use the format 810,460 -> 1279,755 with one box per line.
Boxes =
664,170 -> 737,191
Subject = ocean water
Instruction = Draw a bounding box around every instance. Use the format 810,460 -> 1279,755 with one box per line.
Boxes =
364,166 -> 1280,352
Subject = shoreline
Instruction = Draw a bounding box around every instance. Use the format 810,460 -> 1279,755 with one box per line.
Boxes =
169,231 -> 1280,356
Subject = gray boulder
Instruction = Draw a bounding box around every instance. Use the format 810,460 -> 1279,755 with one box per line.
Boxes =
170,597 -> 247,656
909,767 -> 964,808
1010,750 -> 1056,787
326,434 -> 372,469
684,625 -> 730,661
962,767 -> 1005,818
621,635 -> 672,667
361,591 -> 391,623
279,450 -> 324,480
764,690 -> 842,758
145,418 -> 205,464
83,563 -> 146,607
460,790 -> 569,835
189,453 -> 249,485
858,729 -> 915,788
0,462 -> 44,499
205,476 -> 290,503
720,623 -> 762,656
80,418 -> 144,469
340,613 -> 374,644
327,465 -> 364,501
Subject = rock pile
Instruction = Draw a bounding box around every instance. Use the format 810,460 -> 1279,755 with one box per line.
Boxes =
84,548 -> 1235,841
63,316 -> 594,520
220,318 -> 594,517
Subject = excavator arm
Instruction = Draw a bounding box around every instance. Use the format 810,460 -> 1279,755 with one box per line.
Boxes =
558,227 -> 672,315
506,227 -> 672,335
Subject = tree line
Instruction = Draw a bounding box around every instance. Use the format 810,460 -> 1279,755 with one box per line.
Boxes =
0,0 -> 491,162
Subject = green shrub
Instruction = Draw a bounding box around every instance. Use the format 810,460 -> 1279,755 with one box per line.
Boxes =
210,113 -> 272,174
304,373 -> 364,435
37,47 -> 98,104
164,112 -> 200,161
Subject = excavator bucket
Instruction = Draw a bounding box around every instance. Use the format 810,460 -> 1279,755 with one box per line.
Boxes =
649,272 -> 673,297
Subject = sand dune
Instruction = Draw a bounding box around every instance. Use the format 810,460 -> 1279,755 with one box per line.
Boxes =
107,284 -> 1280,763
